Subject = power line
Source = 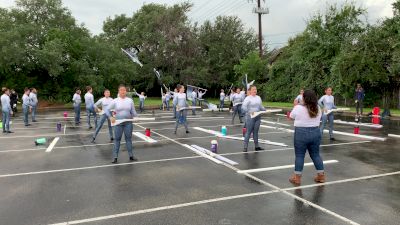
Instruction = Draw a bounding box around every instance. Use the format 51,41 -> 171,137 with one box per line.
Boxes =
206,0 -> 248,20
193,0 -> 232,20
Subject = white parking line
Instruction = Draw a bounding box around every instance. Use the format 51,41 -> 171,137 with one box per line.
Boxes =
237,160 -> 339,174
388,134 -> 400,138
0,155 -> 200,178
48,171 -> 400,225
49,190 -> 279,225
45,137 -> 60,153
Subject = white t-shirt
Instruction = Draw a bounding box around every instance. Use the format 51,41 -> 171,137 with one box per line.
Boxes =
290,105 -> 322,127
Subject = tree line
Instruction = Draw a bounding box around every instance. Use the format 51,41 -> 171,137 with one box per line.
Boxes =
0,0 -> 399,108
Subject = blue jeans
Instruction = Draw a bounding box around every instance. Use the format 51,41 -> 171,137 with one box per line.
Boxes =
86,107 -> 97,128
165,100 -> 170,111
139,100 -> 144,112
74,105 -> 81,124
93,114 -> 113,139
22,105 -> 29,126
192,99 -> 196,115
294,127 -> 324,174
232,105 -> 243,123
244,115 -> 261,149
219,100 -> 224,110
173,104 -> 176,118
113,122 -> 133,159
2,111 -> 10,132
320,113 -> 334,138
31,105 -> 37,121
175,110 -> 188,132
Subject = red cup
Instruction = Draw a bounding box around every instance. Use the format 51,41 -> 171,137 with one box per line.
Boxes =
354,127 -> 359,134
145,128 -> 151,137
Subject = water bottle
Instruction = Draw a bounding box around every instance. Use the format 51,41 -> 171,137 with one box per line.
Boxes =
35,138 -> 47,146
56,122 -> 62,132
242,127 -> 247,137
221,126 -> 227,136
211,140 -> 218,153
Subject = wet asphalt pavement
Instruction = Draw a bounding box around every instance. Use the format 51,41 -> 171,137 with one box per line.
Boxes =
0,109 -> 399,225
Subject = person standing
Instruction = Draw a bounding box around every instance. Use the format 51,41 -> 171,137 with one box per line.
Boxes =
242,85 -> 265,152
9,89 -> 18,116
135,91 -> 147,113
172,88 -> 178,119
289,90 -> 325,185
191,88 -> 197,115
165,91 -> 171,111
72,89 -> 82,125
84,86 -> 97,129
22,88 -> 32,127
1,88 -> 13,133
29,88 -> 38,122
198,89 -> 207,106
174,84 -> 190,134
107,85 -> 138,164
92,89 -> 114,143
294,89 -> 304,106
319,87 -> 336,141
230,87 -> 244,124
219,89 -> 225,111
354,84 -> 365,116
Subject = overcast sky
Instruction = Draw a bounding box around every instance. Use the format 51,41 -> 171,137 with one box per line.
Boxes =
0,0 -> 395,48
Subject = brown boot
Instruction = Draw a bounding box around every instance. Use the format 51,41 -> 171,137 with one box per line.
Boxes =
314,173 -> 326,183
289,174 -> 301,185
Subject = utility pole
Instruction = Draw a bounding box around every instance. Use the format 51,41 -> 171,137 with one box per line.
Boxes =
252,0 -> 269,57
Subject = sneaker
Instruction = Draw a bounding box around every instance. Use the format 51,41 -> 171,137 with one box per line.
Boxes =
110,138 -> 114,142
91,138 -> 96,144
129,156 -> 138,161
88,126 -> 93,129
289,174 -> 302,185
255,147 -> 264,151
111,158 -> 118,164
243,148 -> 248,152
25,124 -> 31,127
2,131 -> 6,133
32,120 -> 38,122
330,137 -> 336,141
314,173 -> 326,183
186,130 -> 190,134
7,131 -> 14,134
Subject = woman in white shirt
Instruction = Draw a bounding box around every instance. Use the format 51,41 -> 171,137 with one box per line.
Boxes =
92,89 -> 114,143
173,85 -> 190,134
241,85 -> 265,152
72,89 -> 81,125
289,90 -> 325,185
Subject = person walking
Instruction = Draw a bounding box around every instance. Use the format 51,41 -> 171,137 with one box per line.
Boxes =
289,90 -> 325,185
